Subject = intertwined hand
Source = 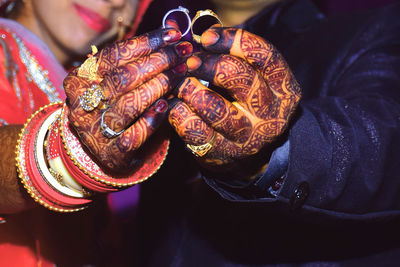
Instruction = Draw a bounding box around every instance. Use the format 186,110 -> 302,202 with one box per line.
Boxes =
169,27 -> 301,178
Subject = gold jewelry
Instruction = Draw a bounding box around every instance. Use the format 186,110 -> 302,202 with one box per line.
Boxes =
79,84 -> 107,112
117,16 -> 126,41
77,46 -> 102,82
48,167 -> 66,186
190,9 -> 223,43
186,133 -> 216,157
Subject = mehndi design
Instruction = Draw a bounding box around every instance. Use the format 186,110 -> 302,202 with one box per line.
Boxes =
169,27 -> 301,174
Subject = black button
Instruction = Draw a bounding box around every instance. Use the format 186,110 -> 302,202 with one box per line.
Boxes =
290,182 -> 309,210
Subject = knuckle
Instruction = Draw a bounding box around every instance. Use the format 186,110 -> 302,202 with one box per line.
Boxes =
177,77 -> 199,98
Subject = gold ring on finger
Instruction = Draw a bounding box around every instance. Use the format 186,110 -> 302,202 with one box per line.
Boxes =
186,132 -> 216,157
190,9 -> 223,44
77,46 -> 103,83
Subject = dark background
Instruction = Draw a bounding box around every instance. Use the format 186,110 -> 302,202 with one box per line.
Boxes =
137,0 -> 400,35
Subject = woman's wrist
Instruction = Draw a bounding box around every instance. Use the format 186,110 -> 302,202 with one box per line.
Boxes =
15,102 -> 170,212
15,102 -> 91,212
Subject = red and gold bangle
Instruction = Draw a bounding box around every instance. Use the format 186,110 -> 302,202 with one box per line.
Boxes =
59,104 -> 170,188
15,103 -> 91,212
45,116 -> 92,196
16,100 -> 171,212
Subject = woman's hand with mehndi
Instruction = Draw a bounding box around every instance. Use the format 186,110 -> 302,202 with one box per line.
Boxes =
64,28 -> 193,172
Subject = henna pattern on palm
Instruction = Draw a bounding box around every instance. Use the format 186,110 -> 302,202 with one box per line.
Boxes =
170,28 -> 301,171
64,29 -> 191,171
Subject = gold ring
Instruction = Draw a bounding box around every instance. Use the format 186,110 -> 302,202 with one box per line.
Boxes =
78,84 -> 107,112
190,9 -> 223,43
186,132 -> 216,157
77,46 -> 102,83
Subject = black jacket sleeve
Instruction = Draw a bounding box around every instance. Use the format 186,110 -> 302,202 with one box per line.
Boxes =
202,3 -> 400,220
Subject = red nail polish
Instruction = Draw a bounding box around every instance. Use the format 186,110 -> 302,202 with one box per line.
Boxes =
175,42 -> 193,57
155,99 -> 168,113
202,30 -> 220,46
163,29 -> 181,44
173,63 -> 187,75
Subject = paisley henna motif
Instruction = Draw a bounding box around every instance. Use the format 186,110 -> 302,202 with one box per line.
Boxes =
177,77 -> 252,143
170,27 -> 301,173
64,29 -> 190,171
97,28 -> 181,75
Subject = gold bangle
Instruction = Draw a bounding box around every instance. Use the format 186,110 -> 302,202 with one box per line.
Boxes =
59,104 -> 170,187
190,9 -> 223,43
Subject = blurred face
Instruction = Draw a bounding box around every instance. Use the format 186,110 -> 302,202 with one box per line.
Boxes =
18,0 -> 138,63
209,0 -> 281,26
211,0 -> 280,9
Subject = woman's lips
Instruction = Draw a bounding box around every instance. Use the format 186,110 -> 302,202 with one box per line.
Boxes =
73,3 -> 111,33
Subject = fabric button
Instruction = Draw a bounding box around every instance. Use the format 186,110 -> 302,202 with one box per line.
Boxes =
290,182 -> 309,210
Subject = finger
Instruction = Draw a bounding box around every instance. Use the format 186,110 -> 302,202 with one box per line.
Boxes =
111,98 -> 169,155
187,53 -> 275,117
65,36 -> 190,107
200,27 -> 301,98
168,100 -> 239,165
100,41 -> 192,100
176,77 -> 253,144
96,27 -> 182,75
101,63 -> 187,133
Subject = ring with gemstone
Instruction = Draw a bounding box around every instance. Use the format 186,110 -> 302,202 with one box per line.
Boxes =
78,84 -> 107,112
100,107 -> 125,138
162,6 -> 191,37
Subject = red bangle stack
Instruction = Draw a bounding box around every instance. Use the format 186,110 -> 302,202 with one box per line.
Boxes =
16,102 -> 170,212
59,104 -> 170,190
16,103 -> 91,212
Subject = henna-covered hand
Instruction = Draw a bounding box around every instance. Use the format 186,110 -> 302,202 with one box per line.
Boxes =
169,27 -> 301,179
64,28 -> 193,172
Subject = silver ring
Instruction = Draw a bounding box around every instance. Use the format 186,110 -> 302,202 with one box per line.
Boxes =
199,79 -> 210,88
100,107 -> 125,138
162,6 -> 191,37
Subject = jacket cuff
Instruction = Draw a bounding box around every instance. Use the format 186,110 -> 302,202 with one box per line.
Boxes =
202,140 -> 290,201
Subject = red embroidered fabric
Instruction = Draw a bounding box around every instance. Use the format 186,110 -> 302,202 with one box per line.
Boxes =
0,1 -> 153,264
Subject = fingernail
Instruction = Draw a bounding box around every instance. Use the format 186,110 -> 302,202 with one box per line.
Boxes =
186,55 -> 202,71
201,30 -> 220,46
172,63 -> 187,75
155,99 -> 168,113
163,28 -> 181,44
165,19 -> 179,30
175,42 -> 193,57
